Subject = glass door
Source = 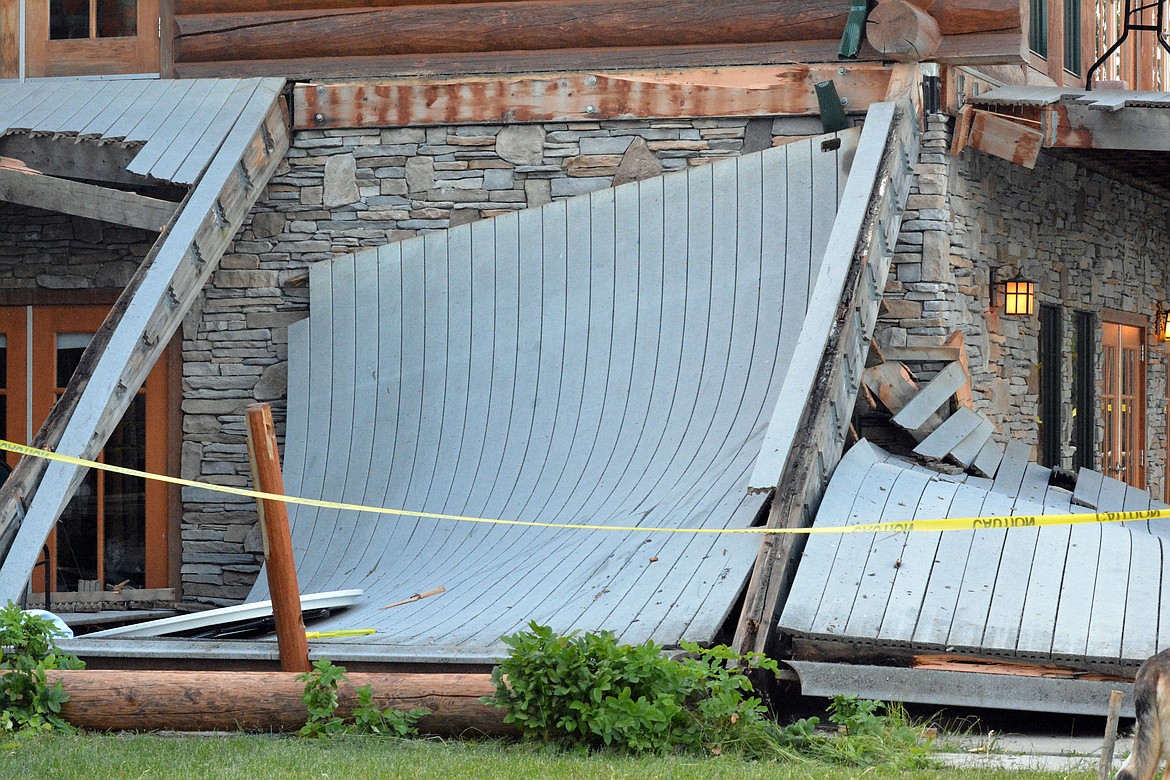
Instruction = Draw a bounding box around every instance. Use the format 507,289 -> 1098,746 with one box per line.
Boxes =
1100,320 -> 1146,488
26,0 -> 160,77
0,306 -> 170,593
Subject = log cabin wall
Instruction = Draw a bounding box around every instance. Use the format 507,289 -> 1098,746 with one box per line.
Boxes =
170,0 -> 1025,80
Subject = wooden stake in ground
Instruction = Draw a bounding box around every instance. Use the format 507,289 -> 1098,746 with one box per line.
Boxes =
1098,688 -> 1124,780
246,403 -> 310,673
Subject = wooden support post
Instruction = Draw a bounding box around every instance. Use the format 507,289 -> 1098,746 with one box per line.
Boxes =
1098,689 -> 1124,780
245,403 -> 310,674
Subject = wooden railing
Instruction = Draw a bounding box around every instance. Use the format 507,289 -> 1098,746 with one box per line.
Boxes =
1087,0 -> 1170,89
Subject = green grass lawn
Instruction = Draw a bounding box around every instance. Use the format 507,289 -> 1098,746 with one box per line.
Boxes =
0,735 -> 1100,780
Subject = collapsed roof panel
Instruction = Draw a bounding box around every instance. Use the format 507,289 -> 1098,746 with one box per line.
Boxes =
246,128 -> 862,661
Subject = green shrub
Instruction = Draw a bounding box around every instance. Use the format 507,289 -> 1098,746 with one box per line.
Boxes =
0,601 -> 84,733
297,658 -> 427,738
486,622 -> 782,756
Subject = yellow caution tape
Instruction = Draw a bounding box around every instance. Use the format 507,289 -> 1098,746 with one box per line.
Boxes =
306,629 -> 376,639
0,438 -> 1166,536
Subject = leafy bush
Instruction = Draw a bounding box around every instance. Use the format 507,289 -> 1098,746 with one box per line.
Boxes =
297,658 -> 427,738
486,622 -> 782,756
0,601 -> 84,733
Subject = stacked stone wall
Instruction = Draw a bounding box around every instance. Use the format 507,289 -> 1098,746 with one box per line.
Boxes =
878,115 -> 1170,494
182,115 -> 832,602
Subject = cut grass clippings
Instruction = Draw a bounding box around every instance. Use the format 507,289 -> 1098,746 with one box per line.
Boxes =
0,734 -> 1099,780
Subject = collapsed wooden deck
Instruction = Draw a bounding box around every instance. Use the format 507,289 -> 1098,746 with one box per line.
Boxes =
63,102 -> 917,665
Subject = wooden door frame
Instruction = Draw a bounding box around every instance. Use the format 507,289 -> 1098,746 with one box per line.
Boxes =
23,0 -> 162,78
1100,311 -> 1147,489
5,304 -> 171,592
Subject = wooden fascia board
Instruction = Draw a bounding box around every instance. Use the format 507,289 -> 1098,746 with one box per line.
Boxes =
294,65 -> 895,129
0,86 -> 291,598
0,162 -> 179,232
1040,104 -> 1170,151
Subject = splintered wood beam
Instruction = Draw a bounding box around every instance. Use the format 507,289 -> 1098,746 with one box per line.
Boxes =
0,163 -> 179,232
868,0 -> 942,61
0,136 -> 150,187
965,108 -> 1043,168
1040,104 -> 1170,151
0,81 -> 290,600
295,65 -> 894,128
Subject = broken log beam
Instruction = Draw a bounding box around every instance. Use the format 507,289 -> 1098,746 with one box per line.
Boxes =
867,0 -> 942,61
47,670 -> 513,735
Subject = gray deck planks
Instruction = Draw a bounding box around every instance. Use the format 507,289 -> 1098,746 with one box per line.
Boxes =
910,482 -> 989,646
948,414 -> 995,468
79,78 -> 155,137
1085,525 -> 1132,661
800,459 -> 903,637
979,463 -> 1049,650
913,406 -> 983,461
945,486 -> 1015,650
1015,484 -> 1074,656
127,79 -> 220,177
149,79 -> 249,184
991,440 -> 1030,494
971,436 -> 1004,478
892,361 -> 966,432
876,476 -> 960,642
842,468 -> 932,639
779,441 -> 889,634
1073,468 -> 1104,509
1122,529 -> 1161,662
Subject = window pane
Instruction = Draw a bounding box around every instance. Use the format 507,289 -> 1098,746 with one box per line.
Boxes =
56,333 -> 91,389
103,394 -> 147,588
50,0 -> 91,40
57,469 -> 99,591
1064,0 -> 1082,73
1030,0 -> 1049,56
97,0 -> 138,38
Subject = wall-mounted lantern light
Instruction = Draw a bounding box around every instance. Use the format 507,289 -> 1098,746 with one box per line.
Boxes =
1157,306 -> 1170,342
990,268 -> 1036,316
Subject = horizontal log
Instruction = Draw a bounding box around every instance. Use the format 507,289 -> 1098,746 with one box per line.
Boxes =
49,670 -> 513,734
175,0 -> 867,62
294,65 -> 894,128
867,0 -> 942,61
966,108 -> 1042,168
906,0 -> 1020,35
174,39 -> 874,79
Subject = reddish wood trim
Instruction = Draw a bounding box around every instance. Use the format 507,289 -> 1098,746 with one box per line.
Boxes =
166,331 -> 182,595
0,0 -> 18,79
20,305 -> 171,593
1100,307 -> 1148,329
0,290 -> 122,308
295,65 -> 895,128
